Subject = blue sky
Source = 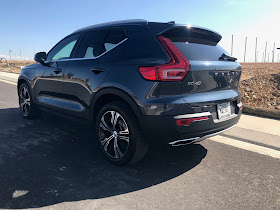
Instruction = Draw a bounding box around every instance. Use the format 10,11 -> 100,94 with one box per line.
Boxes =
1,0 -> 279,62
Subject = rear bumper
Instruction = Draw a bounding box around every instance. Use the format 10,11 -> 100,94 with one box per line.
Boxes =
139,105 -> 242,144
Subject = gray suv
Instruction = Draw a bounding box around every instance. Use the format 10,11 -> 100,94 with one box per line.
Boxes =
18,20 -> 242,165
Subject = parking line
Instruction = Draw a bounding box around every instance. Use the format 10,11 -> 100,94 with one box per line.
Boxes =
209,135 -> 280,159
0,78 -> 17,85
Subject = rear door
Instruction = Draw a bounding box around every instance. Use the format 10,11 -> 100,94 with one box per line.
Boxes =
63,28 -> 127,116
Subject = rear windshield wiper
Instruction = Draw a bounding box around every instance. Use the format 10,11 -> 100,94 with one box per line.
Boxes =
219,53 -> 237,61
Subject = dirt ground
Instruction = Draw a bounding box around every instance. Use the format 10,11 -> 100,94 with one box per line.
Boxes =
1,61 -> 279,111
0,60 -> 35,73
240,63 -> 280,111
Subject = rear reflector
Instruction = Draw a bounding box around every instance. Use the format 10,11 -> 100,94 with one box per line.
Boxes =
139,36 -> 189,81
176,116 -> 209,126
237,102 -> 243,110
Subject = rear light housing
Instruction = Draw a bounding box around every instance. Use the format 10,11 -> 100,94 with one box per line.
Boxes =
139,36 -> 190,81
176,116 -> 209,126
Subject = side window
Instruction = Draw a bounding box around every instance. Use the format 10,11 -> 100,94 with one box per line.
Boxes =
76,30 -> 107,58
75,28 -> 126,58
104,29 -> 126,51
47,34 -> 80,61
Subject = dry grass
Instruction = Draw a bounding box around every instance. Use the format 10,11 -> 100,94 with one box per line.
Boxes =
0,60 -> 36,73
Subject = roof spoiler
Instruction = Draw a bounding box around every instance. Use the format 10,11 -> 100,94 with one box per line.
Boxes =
148,23 -> 222,46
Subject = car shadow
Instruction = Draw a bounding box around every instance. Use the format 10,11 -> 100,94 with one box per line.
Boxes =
0,108 -> 207,209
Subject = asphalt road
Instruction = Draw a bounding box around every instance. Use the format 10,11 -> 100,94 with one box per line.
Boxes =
0,80 -> 280,210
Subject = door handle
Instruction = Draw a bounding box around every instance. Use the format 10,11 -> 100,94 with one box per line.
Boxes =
91,68 -> 104,74
53,68 -> 62,74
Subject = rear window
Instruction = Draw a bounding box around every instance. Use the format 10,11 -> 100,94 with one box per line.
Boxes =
160,26 -> 226,61
173,42 -> 227,61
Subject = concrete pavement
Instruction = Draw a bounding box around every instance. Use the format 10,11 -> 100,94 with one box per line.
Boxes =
0,71 -> 18,84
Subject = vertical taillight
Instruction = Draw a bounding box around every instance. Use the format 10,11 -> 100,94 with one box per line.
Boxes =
139,36 -> 190,81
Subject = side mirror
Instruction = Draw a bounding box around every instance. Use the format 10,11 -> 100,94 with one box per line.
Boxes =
34,52 -> 47,65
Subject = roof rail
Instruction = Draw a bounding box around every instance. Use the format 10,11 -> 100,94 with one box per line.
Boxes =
74,19 -> 148,33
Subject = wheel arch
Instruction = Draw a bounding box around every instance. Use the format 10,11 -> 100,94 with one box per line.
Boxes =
17,76 -> 37,105
17,76 -> 31,92
17,75 -> 32,88
90,87 -> 145,125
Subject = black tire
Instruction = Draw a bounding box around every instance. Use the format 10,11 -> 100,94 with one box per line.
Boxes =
18,83 -> 38,119
95,101 -> 149,165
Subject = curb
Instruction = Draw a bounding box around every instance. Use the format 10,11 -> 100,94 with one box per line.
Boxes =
243,105 -> 280,120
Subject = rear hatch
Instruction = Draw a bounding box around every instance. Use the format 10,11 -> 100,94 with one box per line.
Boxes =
159,25 -> 242,106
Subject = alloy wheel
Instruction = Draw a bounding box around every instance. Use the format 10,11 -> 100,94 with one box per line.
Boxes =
19,86 -> 31,117
99,111 -> 130,159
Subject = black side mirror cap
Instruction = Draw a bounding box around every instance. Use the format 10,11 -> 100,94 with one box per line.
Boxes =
34,52 -> 47,65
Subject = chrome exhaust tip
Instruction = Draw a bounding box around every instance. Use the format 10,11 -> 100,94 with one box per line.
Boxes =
169,137 -> 205,146
169,124 -> 237,147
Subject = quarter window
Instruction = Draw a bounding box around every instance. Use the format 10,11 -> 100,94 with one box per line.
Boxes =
75,28 -> 126,58
104,29 -> 126,51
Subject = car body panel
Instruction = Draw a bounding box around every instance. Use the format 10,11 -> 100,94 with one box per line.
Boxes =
18,20 -> 242,144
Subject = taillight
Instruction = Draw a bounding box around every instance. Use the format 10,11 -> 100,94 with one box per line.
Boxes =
139,36 -> 190,81
176,116 -> 209,126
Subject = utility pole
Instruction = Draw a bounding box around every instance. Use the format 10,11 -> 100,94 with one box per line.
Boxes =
268,53 -> 270,62
255,37 -> 258,62
272,42 -> 275,62
264,41 -> 267,62
231,34 -> 233,56
244,37 -> 247,63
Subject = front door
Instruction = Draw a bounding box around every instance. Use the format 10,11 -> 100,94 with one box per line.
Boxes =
33,34 -> 80,109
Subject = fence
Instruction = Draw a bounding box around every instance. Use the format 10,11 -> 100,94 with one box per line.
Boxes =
222,35 -> 280,63
1,36 -> 280,63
